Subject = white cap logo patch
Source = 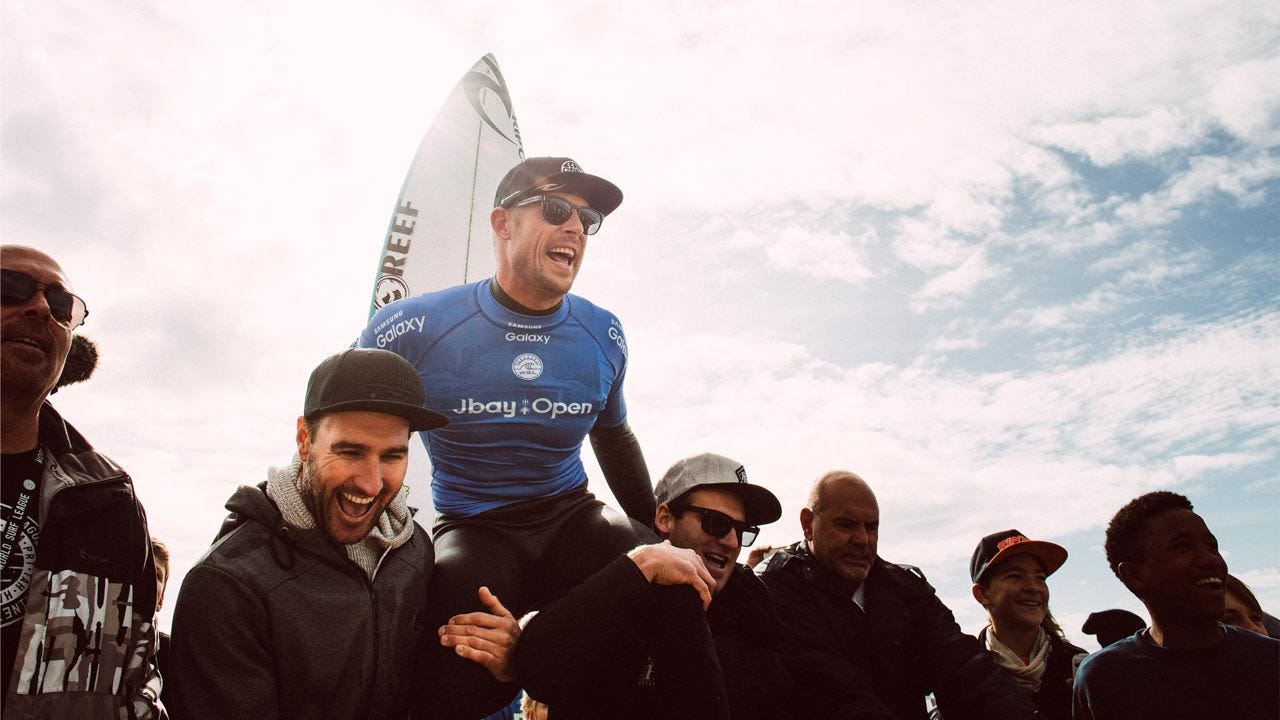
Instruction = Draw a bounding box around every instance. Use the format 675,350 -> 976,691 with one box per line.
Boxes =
560,160 -> 581,173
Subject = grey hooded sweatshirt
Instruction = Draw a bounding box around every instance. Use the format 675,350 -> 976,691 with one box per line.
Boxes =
169,461 -> 432,720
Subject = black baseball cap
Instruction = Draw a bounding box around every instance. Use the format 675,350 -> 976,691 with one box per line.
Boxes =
970,529 -> 1067,584
304,348 -> 447,432
1082,609 -> 1146,647
654,453 -> 782,526
494,157 -> 623,217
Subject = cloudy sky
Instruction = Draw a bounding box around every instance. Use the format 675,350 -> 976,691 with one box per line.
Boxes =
5,0 -> 1278,643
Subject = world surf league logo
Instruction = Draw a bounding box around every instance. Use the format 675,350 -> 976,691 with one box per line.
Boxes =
465,55 -> 524,154
512,353 -> 544,380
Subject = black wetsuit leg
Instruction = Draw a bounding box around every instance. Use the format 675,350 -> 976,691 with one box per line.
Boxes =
412,488 -> 655,718
413,523 -> 526,720
533,498 -> 656,607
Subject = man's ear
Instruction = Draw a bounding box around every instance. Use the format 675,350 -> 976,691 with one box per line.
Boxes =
296,417 -> 312,462
1117,560 -> 1144,595
491,206 -> 513,241
971,583 -> 988,606
654,503 -> 675,537
800,507 -> 815,542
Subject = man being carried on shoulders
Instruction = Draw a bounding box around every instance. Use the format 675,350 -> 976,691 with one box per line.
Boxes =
357,157 -> 654,714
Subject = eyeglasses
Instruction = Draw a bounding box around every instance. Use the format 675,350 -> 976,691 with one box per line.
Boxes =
680,505 -> 760,547
1,269 -> 89,329
510,195 -> 604,236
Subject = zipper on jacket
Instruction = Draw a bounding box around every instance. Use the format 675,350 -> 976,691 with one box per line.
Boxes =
365,581 -> 380,720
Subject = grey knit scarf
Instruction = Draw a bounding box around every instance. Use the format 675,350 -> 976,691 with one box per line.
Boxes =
265,454 -> 415,580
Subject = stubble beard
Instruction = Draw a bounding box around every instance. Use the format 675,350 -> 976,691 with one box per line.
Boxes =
299,456 -> 324,528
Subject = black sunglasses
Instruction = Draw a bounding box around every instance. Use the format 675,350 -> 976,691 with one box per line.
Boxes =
1,269 -> 89,329
510,195 -> 604,235
680,505 -> 760,547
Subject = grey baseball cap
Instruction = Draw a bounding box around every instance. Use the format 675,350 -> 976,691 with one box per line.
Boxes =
654,453 -> 782,526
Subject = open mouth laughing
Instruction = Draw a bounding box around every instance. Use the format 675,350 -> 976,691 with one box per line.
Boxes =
336,490 -> 376,520
1193,575 -> 1224,591
702,552 -> 731,573
547,246 -> 577,268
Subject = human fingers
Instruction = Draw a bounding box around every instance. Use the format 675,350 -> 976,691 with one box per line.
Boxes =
665,545 -> 714,609
477,585 -> 515,620
440,632 -> 507,655
441,610 -> 515,633
692,571 -> 712,609
746,544 -> 773,569
438,619 -> 519,644
449,640 -> 516,682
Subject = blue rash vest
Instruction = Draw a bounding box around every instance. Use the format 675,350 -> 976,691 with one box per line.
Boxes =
356,279 -> 630,517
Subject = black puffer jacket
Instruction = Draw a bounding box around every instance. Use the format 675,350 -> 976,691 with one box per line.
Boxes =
761,542 -> 1040,720
170,484 -> 432,720
707,564 -> 795,720
516,557 -> 794,720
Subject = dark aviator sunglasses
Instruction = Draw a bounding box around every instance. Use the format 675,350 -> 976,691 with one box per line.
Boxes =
681,505 -> 760,547
510,195 -> 604,236
1,269 -> 89,329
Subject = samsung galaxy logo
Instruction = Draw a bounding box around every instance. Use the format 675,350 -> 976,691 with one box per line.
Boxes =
506,332 -> 550,344
608,326 -> 627,356
375,315 -> 426,348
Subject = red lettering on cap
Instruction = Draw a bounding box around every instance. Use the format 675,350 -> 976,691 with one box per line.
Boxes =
997,535 -> 1030,552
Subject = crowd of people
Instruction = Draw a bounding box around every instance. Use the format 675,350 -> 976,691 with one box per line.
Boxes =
2,154 -> 1277,720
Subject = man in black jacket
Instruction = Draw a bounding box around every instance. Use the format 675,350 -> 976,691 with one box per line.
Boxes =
760,470 -> 1040,720
515,452 -> 794,719
170,349 -> 521,720
1,245 -> 162,718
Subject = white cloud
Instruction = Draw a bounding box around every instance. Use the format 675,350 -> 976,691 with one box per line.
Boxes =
891,218 -> 971,271
763,225 -> 877,283
911,249 -> 1002,312
1237,566 -> 1280,590
1209,56 -> 1280,139
1115,153 -> 1280,227
1172,452 -> 1274,479
1028,108 -> 1206,166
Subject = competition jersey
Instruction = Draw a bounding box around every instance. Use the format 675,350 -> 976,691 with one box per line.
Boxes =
356,280 -> 629,517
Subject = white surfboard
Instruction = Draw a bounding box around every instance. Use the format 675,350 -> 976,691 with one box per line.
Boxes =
368,53 -> 525,315
367,54 -> 525,520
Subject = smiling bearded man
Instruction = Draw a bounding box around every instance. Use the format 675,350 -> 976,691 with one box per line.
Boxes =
170,349 -> 522,720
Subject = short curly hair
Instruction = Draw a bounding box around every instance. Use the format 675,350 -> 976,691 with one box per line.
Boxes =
1104,491 -> 1193,579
